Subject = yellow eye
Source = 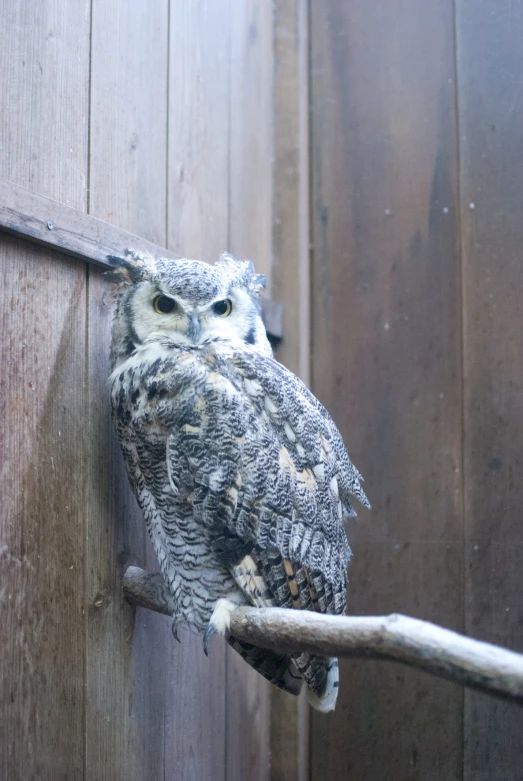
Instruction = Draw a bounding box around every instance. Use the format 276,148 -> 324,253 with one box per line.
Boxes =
153,295 -> 177,314
212,299 -> 232,317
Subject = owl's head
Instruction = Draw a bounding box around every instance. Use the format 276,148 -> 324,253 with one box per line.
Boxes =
108,251 -> 271,368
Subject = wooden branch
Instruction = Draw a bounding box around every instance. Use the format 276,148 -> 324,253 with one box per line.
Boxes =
122,567 -> 174,616
0,176 -> 283,340
123,566 -> 523,706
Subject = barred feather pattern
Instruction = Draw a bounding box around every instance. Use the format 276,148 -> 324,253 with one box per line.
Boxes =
111,329 -> 368,708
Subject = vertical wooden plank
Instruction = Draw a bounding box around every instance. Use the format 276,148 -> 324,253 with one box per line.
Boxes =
226,4 -> 274,780
456,2 -> 523,778
0,0 -> 90,209
309,2 -> 463,779
273,0 -> 310,383
271,2 -> 310,780
0,3 -> 89,779
270,691 -> 309,781
229,0 -> 274,288
0,242 -> 86,781
87,2 -> 170,779
168,0 -> 231,264
89,0 -> 168,244
166,2 -> 230,778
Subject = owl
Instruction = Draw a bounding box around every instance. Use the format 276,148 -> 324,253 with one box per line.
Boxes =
108,250 -> 369,712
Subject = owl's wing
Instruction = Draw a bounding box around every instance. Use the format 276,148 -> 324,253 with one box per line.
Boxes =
165,339 -> 369,618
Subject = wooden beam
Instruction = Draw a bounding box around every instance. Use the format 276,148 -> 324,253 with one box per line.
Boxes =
0,176 -> 283,339
123,566 -> 523,708
0,176 -> 174,268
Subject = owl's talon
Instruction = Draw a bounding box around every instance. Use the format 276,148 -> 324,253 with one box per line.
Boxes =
171,617 -> 183,643
203,623 -> 215,656
203,597 -> 237,656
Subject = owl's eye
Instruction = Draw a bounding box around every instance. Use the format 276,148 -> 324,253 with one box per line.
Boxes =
153,295 -> 177,314
212,299 -> 232,317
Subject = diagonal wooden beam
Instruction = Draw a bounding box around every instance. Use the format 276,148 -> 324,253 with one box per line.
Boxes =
0,176 -> 283,340
0,176 -> 174,268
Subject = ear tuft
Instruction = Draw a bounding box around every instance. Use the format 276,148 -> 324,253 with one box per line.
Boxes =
219,251 -> 239,266
104,249 -> 156,287
218,252 -> 266,298
249,269 -> 267,297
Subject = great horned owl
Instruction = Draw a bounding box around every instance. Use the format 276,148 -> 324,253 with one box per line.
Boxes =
109,251 -> 369,712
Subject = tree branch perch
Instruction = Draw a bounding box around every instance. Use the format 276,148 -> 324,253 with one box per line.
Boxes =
123,566 -> 523,706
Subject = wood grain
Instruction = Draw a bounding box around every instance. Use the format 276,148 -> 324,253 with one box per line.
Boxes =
0,240 -> 87,781
226,4 -> 273,778
167,0 -> 230,265
271,1 -> 310,778
0,0 -> 90,209
89,0 -> 168,245
270,690 -> 310,781
456,1 -> 523,777
0,3 -> 89,779
86,2 -> 171,778
272,0 -> 310,384
167,3 -> 232,777
309,2 -> 462,778
229,1 -> 274,291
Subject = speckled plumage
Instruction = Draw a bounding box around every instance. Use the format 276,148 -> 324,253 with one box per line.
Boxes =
109,251 -> 369,712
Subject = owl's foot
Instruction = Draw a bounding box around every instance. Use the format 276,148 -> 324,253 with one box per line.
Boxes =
203,597 -> 238,656
171,616 -> 184,643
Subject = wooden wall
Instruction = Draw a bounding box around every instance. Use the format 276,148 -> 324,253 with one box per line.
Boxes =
309,2 -> 523,779
1,1 -> 522,780
0,2 -> 306,779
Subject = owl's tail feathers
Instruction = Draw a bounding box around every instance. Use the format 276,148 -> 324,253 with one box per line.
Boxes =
227,636 -> 339,709
305,657 -> 339,713
294,653 -> 339,713
227,636 -> 303,696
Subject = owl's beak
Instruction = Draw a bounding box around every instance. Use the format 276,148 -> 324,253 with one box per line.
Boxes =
187,314 -> 201,343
